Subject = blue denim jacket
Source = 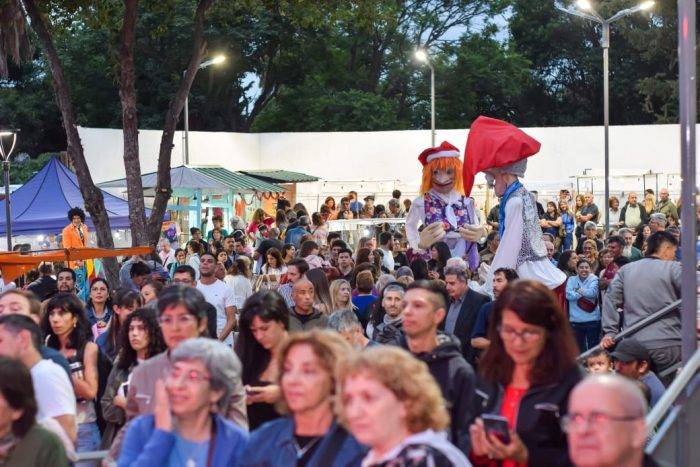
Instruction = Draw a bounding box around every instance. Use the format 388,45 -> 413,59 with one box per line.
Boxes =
117,414 -> 248,467
239,417 -> 366,467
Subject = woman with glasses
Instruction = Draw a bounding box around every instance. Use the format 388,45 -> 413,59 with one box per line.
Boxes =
240,330 -> 366,466
469,280 -> 582,466
118,338 -> 249,466
124,285 -> 248,430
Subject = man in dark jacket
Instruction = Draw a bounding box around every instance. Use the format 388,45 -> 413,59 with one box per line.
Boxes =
289,279 -> 329,331
26,262 -> 58,301
400,280 -> 475,455
443,266 -> 490,365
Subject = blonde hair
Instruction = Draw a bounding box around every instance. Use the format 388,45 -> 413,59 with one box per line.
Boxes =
276,330 -> 353,415
329,279 -> 352,311
420,157 -> 464,195
582,239 -> 599,260
337,346 -> 449,433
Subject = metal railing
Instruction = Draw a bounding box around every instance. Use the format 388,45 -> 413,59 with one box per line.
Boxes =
645,349 -> 700,467
577,299 -> 682,361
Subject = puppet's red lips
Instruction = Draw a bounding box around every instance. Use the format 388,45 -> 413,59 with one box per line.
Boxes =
433,179 -> 454,187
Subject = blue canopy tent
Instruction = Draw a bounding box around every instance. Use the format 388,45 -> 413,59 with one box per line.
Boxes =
0,157 -> 155,235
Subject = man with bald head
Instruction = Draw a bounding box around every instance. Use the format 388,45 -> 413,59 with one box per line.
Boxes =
566,374 -> 656,467
288,278 -> 328,331
655,188 -> 678,224
621,192 -> 649,230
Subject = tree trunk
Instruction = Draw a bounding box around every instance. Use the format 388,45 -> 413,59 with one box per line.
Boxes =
119,0 -> 149,248
20,0 -> 120,286
147,0 -> 214,246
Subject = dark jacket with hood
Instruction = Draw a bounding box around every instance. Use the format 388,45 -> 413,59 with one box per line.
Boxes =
288,307 -> 329,331
472,365 -> 584,467
400,333 -> 475,455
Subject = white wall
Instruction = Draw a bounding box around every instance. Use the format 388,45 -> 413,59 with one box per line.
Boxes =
79,123 -> 693,208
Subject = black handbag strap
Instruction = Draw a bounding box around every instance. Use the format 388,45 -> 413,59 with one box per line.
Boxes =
315,424 -> 348,466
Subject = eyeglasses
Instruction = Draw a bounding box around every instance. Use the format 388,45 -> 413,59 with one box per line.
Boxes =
561,411 -> 641,432
166,368 -> 210,385
497,325 -> 544,342
158,314 -> 197,327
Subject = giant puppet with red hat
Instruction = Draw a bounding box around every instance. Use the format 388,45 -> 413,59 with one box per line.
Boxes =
405,141 -> 483,271
463,116 -> 566,300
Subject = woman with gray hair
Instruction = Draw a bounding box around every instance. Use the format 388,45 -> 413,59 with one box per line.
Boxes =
118,338 -> 249,466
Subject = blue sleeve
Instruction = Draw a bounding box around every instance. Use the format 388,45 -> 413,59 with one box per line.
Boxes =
581,276 -> 599,299
117,418 -> 176,467
471,304 -> 490,338
565,277 -> 581,300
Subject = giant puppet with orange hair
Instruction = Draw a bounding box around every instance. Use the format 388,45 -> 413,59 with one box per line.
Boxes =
405,141 -> 483,271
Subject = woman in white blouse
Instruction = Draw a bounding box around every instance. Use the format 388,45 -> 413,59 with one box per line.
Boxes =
224,258 -> 253,305
260,248 -> 287,284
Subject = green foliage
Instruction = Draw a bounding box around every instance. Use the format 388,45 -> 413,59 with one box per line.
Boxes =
9,152 -> 54,184
0,0 -> 694,160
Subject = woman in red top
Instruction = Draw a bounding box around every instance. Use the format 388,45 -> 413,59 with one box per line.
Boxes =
469,280 -> 582,467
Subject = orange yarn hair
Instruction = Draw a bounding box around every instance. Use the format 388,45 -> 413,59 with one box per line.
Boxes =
419,156 -> 464,195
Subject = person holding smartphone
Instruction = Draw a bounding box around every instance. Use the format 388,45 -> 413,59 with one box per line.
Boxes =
469,280 -> 583,466
234,290 -> 290,430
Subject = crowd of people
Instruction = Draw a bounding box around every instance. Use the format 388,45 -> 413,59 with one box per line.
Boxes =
0,177 -> 683,466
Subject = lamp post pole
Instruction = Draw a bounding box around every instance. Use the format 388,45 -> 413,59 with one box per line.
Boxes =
602,21 -> 610,234
429,61 -> 436,146
557,1 -> 655,233
184,70 -> 190,165
0,131 -> 17,251
182,55 -> 226,165
678,0 -> 696,364
415,49 -> 436,146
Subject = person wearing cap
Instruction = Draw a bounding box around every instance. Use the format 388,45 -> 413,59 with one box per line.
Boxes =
463,116 -> 567,302
405,141 -> 482,271
610,338 -> 666,407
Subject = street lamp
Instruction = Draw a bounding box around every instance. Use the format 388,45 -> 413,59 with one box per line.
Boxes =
415,48 -> 436,146
0,130 -> 18,250
183,54 -> 226,165
557,1 -> 654,233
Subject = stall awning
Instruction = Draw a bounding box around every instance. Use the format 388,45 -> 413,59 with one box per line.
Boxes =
192,167 -> 285,193
99,166 -> 230,190
98,165 -> 285,194
240,170 -> 319,184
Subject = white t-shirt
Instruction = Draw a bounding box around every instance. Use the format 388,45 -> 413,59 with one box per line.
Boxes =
197,279 -> 237,344
30,359 -> 77,421
223,275 -> 253,308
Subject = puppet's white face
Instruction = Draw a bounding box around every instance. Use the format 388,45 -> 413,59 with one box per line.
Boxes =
431,168 -> 455,194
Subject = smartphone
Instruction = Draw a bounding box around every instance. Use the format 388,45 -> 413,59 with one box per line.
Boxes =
482,414 -> 511,444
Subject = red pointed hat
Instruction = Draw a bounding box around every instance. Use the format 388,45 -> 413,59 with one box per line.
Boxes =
463,116 -> 541,196
418,141 -> 461,166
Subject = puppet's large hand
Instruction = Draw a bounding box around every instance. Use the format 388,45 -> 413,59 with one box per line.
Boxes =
458,224 -> 486,243
418,222 -> 446,250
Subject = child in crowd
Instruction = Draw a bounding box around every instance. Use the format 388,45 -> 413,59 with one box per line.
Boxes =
584,347 -> 613,374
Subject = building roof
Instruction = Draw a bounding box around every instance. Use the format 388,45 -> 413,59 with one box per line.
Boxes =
240,170 -> 319,184
98,165 -> 285,194
192,167 -> 284,193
